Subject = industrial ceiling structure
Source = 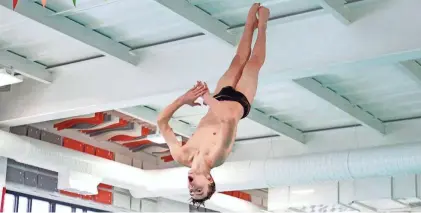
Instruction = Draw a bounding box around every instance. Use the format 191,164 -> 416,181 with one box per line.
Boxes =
1,0 -> 421,212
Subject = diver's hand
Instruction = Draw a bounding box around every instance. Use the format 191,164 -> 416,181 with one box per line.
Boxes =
180,81 -> 207,107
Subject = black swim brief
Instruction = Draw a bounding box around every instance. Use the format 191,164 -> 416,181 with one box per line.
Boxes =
213,86 -> 251,119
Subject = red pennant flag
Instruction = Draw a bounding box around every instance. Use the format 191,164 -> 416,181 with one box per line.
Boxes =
72,0 -> 77,6
12,0 -> 18,10
41,0 -> 47,7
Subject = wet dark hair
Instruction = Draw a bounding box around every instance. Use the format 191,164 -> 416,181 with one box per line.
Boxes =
190,180 -> 216,209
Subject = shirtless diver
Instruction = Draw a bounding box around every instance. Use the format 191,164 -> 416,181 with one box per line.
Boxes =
157,3 -> 269,206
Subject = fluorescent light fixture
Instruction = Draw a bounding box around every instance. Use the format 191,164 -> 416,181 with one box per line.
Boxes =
0,68 -> 23,87
147,134 -> 182,144
291,189 -> 315,195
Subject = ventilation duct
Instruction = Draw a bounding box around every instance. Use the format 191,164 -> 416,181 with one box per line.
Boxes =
143,141 -> 421,196
2,130 -> 421,198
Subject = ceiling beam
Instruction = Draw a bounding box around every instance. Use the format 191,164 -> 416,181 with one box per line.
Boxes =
398,60 -> 421,83
153,0 -> 237,46
0,1 -> 139,66
117,105 -> 305,143
317,0 -> 352,25
294,77 -> 386,134
31,121 -> 157,162
0,50 -> 52,84
0,0 -> 418,128
116,106 -> 194,138
247,108 -> 305,143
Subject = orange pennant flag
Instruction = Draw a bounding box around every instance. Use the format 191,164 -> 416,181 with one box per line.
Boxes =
41,0 -> 47,7
12,0 -> 18,10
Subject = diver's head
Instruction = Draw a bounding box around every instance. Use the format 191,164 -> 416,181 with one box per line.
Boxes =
188,170 -> 216,208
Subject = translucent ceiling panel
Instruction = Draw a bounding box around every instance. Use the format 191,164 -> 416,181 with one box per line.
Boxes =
191,0 -> 321,26
37,0 -> 202,48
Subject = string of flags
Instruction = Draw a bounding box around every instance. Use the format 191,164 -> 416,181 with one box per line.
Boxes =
12,0 -> 78,10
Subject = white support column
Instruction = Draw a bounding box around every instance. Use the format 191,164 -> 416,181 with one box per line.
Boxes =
294,77 -> 385,134
116,106 -> 194,138
153,0 -> 237,46
0,157 -> 6,213
0,50 -> 52,84
398,60 -> 421,83
0,1 -> 139,66
318,0 -> 352,24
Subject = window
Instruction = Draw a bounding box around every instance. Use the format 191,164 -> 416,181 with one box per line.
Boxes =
75,208 -> 84,213
55,204 -> 72,213
31,199 -> 50,212
3,193 -> 15,213
17,197 -> 28,213
5,190 -> 105,213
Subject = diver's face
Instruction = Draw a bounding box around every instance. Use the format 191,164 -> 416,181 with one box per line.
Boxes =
188,172 -> 211,200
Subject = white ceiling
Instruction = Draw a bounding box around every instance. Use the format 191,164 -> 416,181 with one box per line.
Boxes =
0,5 -> 99,65
146,62 -> 421,139
0,0 -> 420,140
2,0 -> 421,211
